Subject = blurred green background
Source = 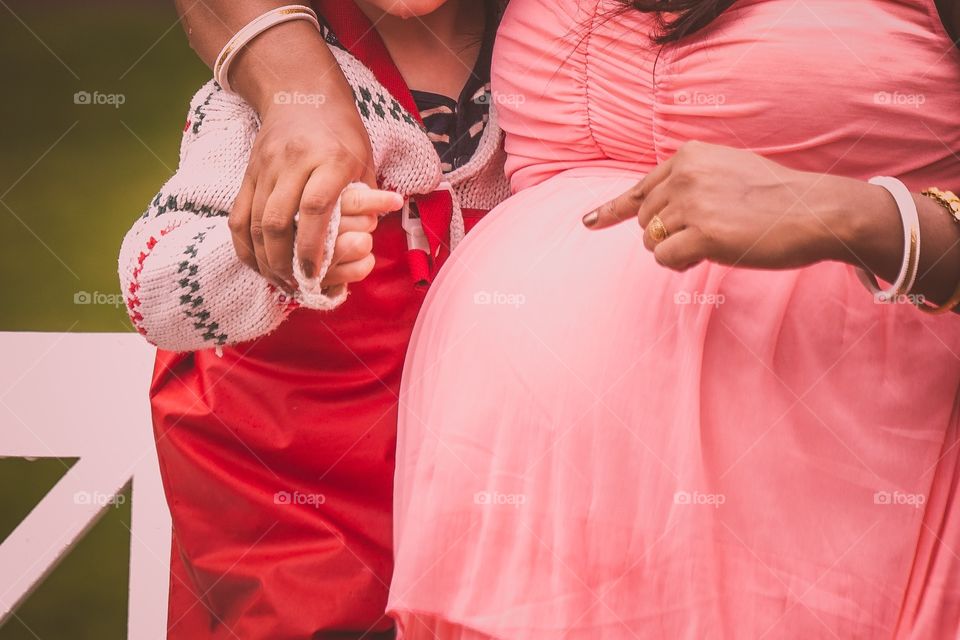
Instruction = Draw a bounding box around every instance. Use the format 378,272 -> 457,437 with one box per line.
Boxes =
0,1 -> 208,637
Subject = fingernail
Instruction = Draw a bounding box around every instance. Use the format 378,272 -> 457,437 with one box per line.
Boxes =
301,260 -> 315,279
582,211 -> 599,228
389,192 -> 404,211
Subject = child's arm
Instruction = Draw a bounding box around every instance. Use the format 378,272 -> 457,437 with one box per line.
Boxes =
118,81 -> 348,352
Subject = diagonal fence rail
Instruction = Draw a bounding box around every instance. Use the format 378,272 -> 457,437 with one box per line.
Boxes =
0,332 -> 170,639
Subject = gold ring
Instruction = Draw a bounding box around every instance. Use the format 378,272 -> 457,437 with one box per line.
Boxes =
649,215 -> 669,243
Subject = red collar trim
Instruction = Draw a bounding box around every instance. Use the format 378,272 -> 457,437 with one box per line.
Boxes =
312,0 -> 423,124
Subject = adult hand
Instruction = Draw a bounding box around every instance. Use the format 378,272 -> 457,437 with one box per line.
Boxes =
229,99 -> 377,294
583,141 -> 876,272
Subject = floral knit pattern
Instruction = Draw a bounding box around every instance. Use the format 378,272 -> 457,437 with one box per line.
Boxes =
118,43 -> 509,352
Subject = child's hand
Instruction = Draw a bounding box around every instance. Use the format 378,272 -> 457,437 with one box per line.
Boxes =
230,100 -> 375,295
321,187 -> 403,287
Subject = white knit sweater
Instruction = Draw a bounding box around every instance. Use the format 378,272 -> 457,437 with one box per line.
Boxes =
119,43 -> 509,352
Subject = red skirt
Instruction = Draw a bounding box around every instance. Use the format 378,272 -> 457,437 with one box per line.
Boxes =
150,213 -> 422,639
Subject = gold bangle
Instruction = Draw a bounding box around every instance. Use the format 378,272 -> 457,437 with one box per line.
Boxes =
915,187 -> 960,313
916,279 -> 960,314
920,187 -> 960,225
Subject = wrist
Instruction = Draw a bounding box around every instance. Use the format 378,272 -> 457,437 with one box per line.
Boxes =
811,175 -> 902,269
228,20 -> 348,115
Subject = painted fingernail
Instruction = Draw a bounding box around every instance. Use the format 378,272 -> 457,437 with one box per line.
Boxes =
301,260 -> 315,279
582,211 -> 599,228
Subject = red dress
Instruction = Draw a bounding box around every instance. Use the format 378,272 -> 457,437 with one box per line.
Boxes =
149,3 -> 491,636
153,210 -> 420,638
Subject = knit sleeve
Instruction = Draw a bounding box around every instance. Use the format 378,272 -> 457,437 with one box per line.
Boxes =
118,80 -> 344,352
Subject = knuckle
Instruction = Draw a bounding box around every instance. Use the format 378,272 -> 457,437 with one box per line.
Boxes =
228,214 -> 247,234
258,142 -> 281,165
361,259 -> 376,278
325,147 -> 355,169
261,213 -> 290,237
596,201 -> 616,218
282,136 -> 311,159
343,232 -> 372,257
300,193 -> 333,216
356,255 -> 376,280
249,224 -> 266,242
341,189 -> 363,212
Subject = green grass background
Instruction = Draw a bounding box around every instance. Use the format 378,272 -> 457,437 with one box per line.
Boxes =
0,2 -> 208,637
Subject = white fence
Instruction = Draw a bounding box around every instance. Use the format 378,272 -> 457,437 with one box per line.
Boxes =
0,332 -> 170,638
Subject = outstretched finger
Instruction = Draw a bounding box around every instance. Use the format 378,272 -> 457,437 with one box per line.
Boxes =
583,158 -> 674,230
340,187 -> 404,218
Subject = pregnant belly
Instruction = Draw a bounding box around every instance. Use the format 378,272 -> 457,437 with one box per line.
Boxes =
393,170 -> 960,638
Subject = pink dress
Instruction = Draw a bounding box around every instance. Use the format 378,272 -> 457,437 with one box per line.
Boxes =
389,1 -> 960,637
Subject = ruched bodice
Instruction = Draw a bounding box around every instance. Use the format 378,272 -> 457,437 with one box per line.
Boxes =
495,0 -> 960,192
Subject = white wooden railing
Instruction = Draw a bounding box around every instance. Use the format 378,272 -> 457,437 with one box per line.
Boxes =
0,332 -> 170,638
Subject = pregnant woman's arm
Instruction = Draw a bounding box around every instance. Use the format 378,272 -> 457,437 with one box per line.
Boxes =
588,1 -> 960,311
175,0 -> 375,294
587,141 -> 960,311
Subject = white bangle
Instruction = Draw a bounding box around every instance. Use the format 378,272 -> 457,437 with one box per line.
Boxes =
856,176 -> 921,303
214,5 -> 321,94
